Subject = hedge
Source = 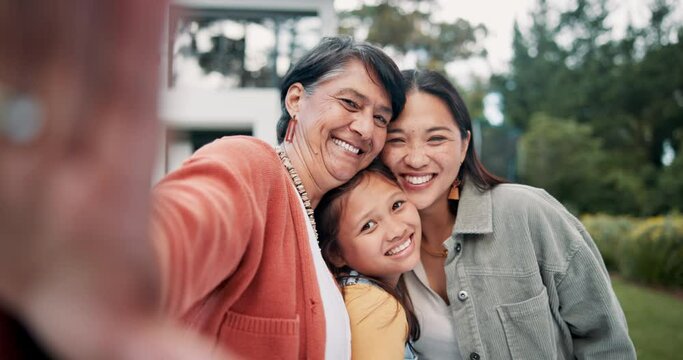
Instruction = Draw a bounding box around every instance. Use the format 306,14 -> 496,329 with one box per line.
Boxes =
581,214 -> 683,288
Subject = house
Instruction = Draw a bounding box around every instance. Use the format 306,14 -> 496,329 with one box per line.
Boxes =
156,0 -> 336,179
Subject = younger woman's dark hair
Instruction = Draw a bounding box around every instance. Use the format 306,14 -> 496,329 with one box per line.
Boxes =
277,36 -> 405,143
315,161 -> 420,343
401,69 -> 505,213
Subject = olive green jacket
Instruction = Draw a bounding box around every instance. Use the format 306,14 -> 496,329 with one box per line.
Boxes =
408,180 -> 636,360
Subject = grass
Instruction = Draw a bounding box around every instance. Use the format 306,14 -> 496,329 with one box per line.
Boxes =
611,277 -> 683,359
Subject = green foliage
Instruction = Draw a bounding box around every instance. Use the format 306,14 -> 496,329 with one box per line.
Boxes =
518,113 -> 605,213
478,122 -> 520,181
493,0 -> 683,215
612,277 -> 683,360
655,145 -> 683,213
620,215 -> 683,288
582,214 -> 638,271
338,0 -> 486,72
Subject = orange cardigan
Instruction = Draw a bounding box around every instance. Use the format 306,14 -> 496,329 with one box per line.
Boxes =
152,136 -> 326,359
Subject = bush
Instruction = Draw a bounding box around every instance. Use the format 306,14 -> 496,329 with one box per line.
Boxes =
582,214 -> 637,272
620,215 -> 683,288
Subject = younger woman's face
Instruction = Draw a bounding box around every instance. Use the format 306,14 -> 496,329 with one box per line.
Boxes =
381,91 -> 470,211
334,173 -> 421,286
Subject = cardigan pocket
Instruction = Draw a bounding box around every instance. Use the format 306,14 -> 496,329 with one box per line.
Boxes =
496,289 -> 556,360
218,310 -> 300,359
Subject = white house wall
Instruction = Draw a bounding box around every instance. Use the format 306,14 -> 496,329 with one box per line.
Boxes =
156,0 -> 336,179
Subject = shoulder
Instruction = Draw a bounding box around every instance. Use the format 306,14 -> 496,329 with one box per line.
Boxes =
488,184 -> 590,249
488,184 -> 595,265
157,136 -> 288,203
489,183 -> 578,224
490,183 -> 558,209
343,283 -> 397,308
192,136 -> 278,165
343,283 -> 409,357
184,136 -> 284,184
343,284 -> 405,326
343,284 -> 408,359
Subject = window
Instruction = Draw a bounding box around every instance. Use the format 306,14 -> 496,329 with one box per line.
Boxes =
169,6 -> 322,90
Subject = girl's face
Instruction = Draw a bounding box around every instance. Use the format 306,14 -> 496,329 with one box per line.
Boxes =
381,91 -> 470,212
334,173 -> 421,286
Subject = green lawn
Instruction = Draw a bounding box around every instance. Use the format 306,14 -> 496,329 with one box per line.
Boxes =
612,277 -> 683,359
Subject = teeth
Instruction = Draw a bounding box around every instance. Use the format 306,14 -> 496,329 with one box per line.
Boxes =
385,236 -> 413,256
405,174 -> 433,185
332,138 -> 360,154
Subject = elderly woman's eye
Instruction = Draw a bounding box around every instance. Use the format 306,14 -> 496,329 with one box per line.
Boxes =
340,98 -> 360,110
374,115 -> 388,127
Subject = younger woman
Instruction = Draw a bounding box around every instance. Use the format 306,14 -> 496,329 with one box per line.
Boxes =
316,163 -> 421,359
381,69 -> 635,359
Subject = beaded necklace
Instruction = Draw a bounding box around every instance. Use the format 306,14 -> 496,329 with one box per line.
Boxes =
276,146 -> 318,238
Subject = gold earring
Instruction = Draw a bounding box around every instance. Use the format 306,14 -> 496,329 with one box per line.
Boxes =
448,161 -> 464,200
448,178 -> 461,200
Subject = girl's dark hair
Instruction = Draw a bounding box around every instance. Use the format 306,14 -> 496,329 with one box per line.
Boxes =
315,161 -> 420,344
277,36 -> 405,143
401,69 -> 505,212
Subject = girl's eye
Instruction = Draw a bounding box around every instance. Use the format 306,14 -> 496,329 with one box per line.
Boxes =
428,136 -> 447,142
392,200 -> 405,211
386,137 -> 405,144
361,220 -> 377,232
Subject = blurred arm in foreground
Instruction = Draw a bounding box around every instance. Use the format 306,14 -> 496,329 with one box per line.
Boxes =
0,1 -> 225,358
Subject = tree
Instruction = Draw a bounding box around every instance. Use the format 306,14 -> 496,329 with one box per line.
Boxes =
494,0 -> 683,214
518,113 -> 605,213
338,0 -> 487,73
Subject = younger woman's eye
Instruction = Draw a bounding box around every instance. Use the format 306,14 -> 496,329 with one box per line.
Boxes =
392,200 -> 405,211
361,220 -> 377,232
428,136 -> 447,142
386,137 -> 405,144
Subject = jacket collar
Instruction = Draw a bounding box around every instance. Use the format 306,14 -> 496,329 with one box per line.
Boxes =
452,177 -> 493,235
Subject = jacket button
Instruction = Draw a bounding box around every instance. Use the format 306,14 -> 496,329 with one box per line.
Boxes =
469,352 -> 480,360
455,243 -> 462,253
457,290 -> 469,301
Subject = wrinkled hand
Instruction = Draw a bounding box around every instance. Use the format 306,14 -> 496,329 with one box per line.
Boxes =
0,1 -> 226,358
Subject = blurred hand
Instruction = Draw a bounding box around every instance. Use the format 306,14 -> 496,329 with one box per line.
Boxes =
0,1 -> 227,358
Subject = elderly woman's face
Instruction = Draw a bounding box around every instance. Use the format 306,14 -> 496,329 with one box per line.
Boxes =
293,59 -> 393,186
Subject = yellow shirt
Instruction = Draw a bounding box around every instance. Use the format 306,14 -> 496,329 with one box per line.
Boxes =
343,283 -> 409,359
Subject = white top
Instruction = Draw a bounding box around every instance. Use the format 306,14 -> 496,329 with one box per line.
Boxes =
297,196 -> 351,359
404,261 -> 462,360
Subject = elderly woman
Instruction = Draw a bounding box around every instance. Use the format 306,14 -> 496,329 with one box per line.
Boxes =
0,1 -> 404,358
152,37 -> 404,359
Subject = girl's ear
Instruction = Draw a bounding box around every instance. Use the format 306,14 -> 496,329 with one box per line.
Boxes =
284,82 -> 304,117
327,247 -> 347,269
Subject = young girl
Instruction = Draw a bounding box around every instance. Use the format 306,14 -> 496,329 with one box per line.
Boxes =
315,162 -> 421,360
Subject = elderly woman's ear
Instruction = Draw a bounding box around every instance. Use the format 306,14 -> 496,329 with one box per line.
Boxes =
285,82 -> 305,117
